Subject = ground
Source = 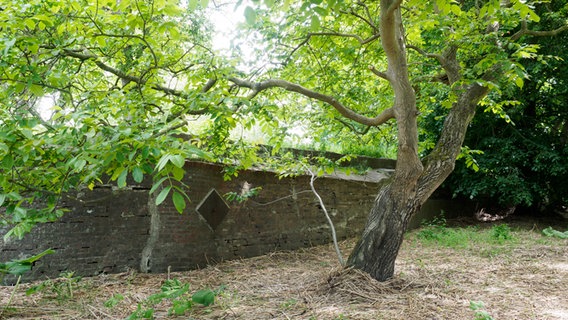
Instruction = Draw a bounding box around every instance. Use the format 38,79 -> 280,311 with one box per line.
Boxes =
1,216 -> 567,319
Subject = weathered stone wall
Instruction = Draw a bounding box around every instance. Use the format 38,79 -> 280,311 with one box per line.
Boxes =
1,160 -> 477,284
0,161 -> 388,283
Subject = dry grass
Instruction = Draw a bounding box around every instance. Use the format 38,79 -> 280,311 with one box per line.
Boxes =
1,220 -> 567,320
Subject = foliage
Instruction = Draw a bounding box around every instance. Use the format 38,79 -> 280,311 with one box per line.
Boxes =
25,271 -> 82,301
0,248 -> 54,279
441,0 -> 568,210
0,0 -> 241,238
491,224 -> 514,243
123,278 -> 221,319
1,0 -> 567,281
470,301 -> 495,320
225,186 -> 262,203
542,227 -> 568,239
416,216 -> 515,249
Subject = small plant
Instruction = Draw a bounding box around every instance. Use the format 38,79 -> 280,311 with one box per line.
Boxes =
0,249 -> 55,282
417,213 -> 448,241
469,301 -> 494,320
280,298 -> 297,310
26,271 -> 82,301
491,224 -> 513,243
542,226 -> 568,239
126,278 -> 223,319
104,293 -> 125,308
0,249 -> 54,317
225,183 -> 262,203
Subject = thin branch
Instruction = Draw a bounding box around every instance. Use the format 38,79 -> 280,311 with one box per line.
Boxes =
201,78 -> 217,93
306,167 -> 345,267
335,117 -> 372,135
285,31 -> 379,64
368,65 -> 390,81
340,3 -> 378,32
407,44 -> 443,61
61,49 -> 190,99
307,31 -> 380,45
229,77 -> 395,127
510,20 -> 568,41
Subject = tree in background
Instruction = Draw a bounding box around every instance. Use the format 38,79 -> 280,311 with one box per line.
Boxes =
441,1 -> 568,213
1,0 -> 567,281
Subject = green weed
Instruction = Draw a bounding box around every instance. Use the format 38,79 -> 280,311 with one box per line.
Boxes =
26,271 -> 82,302
542,226 -> 568,239
121,278 -> 223,319
469,301 -> 494,320
415,216 -> 515,252
491,224 -> 514,243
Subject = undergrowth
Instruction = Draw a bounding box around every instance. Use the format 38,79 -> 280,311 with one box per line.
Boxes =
414,214 -> 516,251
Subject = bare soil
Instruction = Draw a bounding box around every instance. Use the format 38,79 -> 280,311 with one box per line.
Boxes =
1,219 -> 567,320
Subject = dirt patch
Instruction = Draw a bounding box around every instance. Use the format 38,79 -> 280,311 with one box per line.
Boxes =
1,223 -> 567,319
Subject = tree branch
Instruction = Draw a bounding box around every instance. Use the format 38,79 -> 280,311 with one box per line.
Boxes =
407,44 -> 443,61
62,49 -> 192,100
305,32 -> 380,45
386,0 -> 403,16
228,77 -> 395,127
285,31 -> 379,64
368,65 -> 390,81
510,20 -> 568,41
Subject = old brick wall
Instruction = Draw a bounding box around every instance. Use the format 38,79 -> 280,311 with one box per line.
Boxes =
1,161 -> 387,283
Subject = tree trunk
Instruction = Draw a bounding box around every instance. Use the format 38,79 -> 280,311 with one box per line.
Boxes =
347,178 -> 420,281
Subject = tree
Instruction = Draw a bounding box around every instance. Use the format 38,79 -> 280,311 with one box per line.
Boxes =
441,1 -> 568,212
0,0 -> 227,238
226,0 -> 568,280
1,0 -> 566,282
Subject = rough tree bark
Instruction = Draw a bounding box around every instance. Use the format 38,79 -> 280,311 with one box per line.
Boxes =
346,0 -> 490,280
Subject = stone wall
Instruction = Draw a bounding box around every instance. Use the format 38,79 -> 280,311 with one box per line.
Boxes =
1,161 -> 390,283
1,160 -> 476,284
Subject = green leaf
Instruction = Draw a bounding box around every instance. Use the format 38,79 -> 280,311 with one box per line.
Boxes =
192,289 -> 215,306
29,84 -> 44,96
244,6 -> 257,25
117,169 -> 128,188
0,249 -> 54,276
264,0 -> 275,7
514,77 -> 524,89
172,191 -> 186,213
156,154 -> 172,172
169,154 -> 185,168
310,15 -> 320,31
2,154 -> 14,169
74,159 -> 87,171
155,185 -> 171,205
150,176 -> 168,194
132,167 -> 144,183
